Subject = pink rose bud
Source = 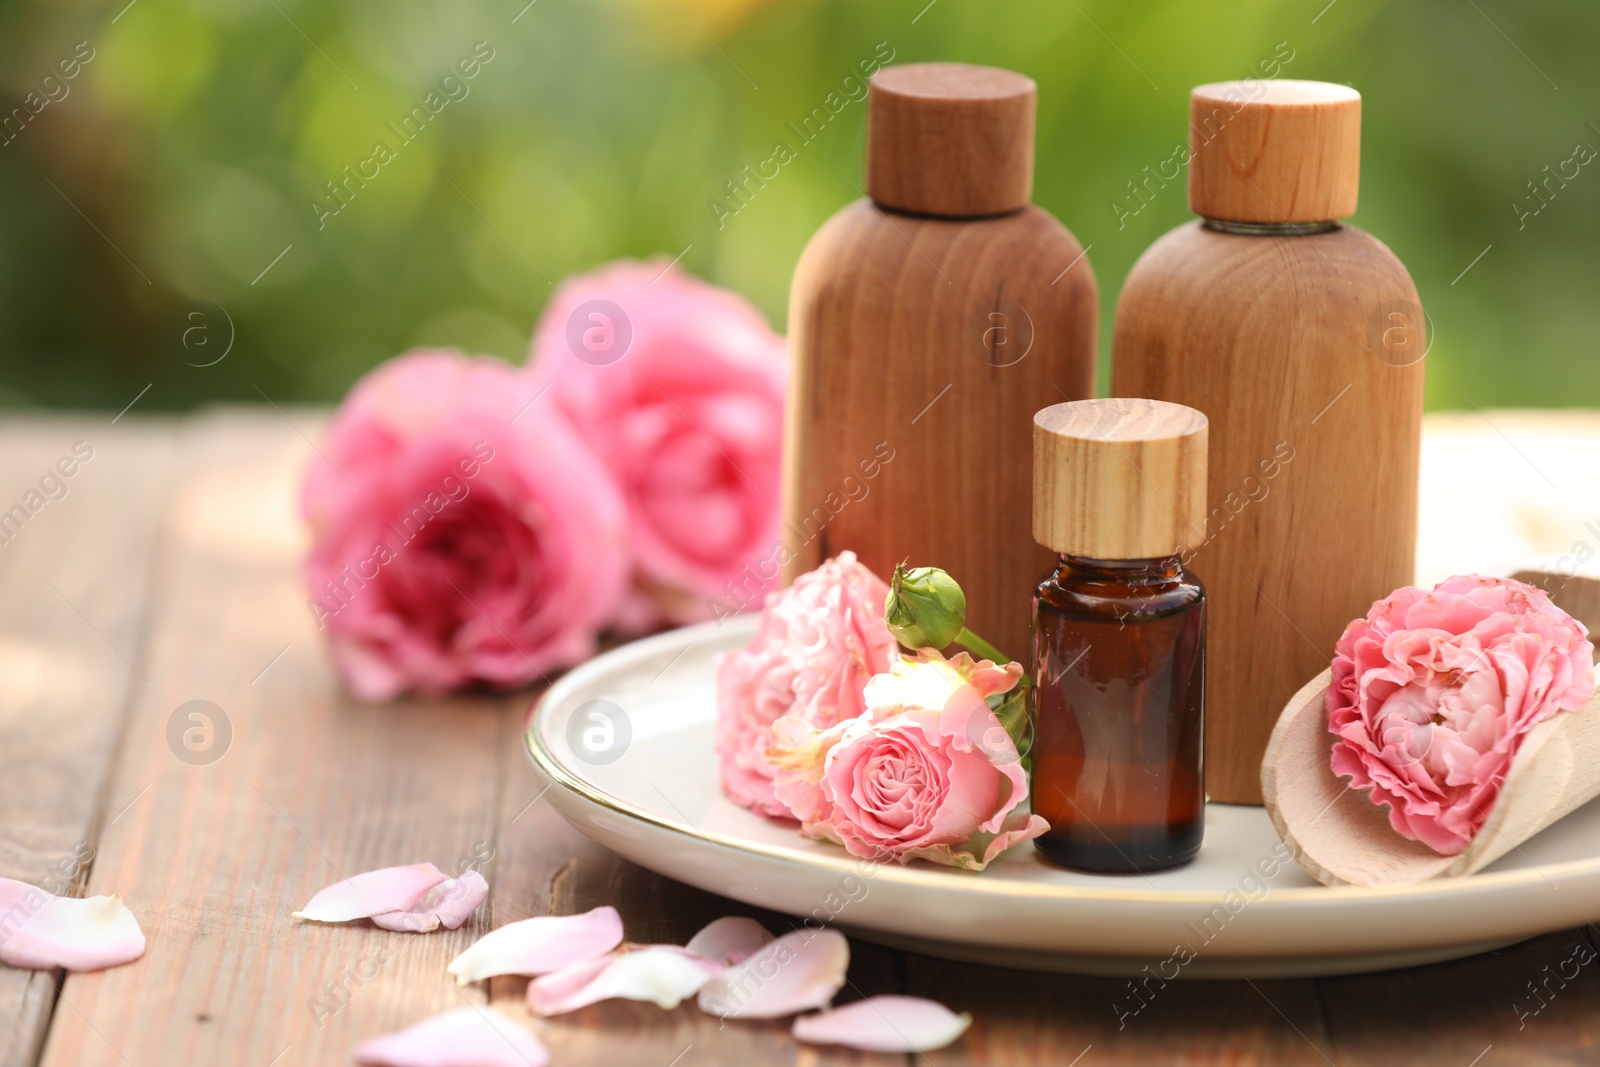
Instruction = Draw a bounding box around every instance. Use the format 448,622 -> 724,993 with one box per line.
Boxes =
884,563 -> 967,651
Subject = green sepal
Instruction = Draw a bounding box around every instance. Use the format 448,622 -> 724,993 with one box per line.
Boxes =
990,685 -> 1034,776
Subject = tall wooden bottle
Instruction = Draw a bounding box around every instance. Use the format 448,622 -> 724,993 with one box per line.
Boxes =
1112,80 -> 1426,804
783,62 -> 1098,660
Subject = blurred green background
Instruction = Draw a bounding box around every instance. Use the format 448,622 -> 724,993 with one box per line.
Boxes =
0,0 -> 1594,411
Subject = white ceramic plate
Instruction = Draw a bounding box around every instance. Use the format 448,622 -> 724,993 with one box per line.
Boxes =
526,616 -> 1600,978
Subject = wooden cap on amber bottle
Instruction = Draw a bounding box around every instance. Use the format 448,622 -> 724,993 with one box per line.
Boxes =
1188,79 -> 1361,224
1033,399 -> 1209,560
866,62 -> 1035,217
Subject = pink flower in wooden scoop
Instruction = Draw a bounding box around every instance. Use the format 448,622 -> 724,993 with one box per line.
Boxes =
715,552 -> 898,817
302,349 -> 628,701
355,1006 -> 548,1067
526,259 -> 788,631
448,905 -> 623,985
527,945 -> 725,1016
1328,574 -> 1595,855
293,863 -> 447,924
697,928 -> 849,1019
371,871 -> 489,932
794,995 -> 972,1052
0,878 -> 145,971
768,650 -> 1047,870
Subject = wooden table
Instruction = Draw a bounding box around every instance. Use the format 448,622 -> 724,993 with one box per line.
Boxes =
4,408 -> 1600,1067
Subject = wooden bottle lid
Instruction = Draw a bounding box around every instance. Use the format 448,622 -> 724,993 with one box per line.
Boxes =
866,62 -> 1035,218
1033,399 -> 1208,560
1188,79 -> 1361,224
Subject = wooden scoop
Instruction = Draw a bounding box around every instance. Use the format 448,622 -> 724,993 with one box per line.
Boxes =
1260,670 -> 1600,886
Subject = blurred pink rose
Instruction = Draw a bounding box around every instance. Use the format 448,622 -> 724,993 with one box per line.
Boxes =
303,350 -> 628,700
714,552 -> 897,817
527,259 -> 787,629
767,650 -> 1048,870
1328,574 -> 1594,854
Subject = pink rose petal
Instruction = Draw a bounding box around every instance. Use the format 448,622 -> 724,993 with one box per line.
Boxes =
354,1006 -> 548,1067
294,863 -> 447,923
365,911 -> 440,934
526,945 -> 725,1016
0,878 -> 145,972
697,928 -> 849,1019
793,995 -> 972,1052
371,871 -> 489,933
429,871 -> 490,930
684,916 -> 773,966
448,905 -> 623,986
902,813 -> 1051,872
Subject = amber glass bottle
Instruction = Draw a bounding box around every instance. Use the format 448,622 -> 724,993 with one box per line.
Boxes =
1030,399 -> 1209,873
1032,555 -> 1205,871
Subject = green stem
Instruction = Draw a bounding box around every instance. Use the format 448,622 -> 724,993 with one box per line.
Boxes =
955,628 -> 1033,690
955,626 -> 1007,664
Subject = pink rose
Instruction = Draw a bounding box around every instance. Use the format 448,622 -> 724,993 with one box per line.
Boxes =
303,350 -> 628,700
714,552 -> 897,817
767,650 -> 1048,871
526,259 -> 787,630
1328,574 -> 1595,854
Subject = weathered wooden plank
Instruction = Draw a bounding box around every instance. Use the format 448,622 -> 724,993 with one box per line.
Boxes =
34,410 -> 516,1065
1318,931 -> 1600,1067
0,416 -> 177,1067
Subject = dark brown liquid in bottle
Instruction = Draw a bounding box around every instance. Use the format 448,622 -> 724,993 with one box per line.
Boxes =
1030,555 -> 1205,872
